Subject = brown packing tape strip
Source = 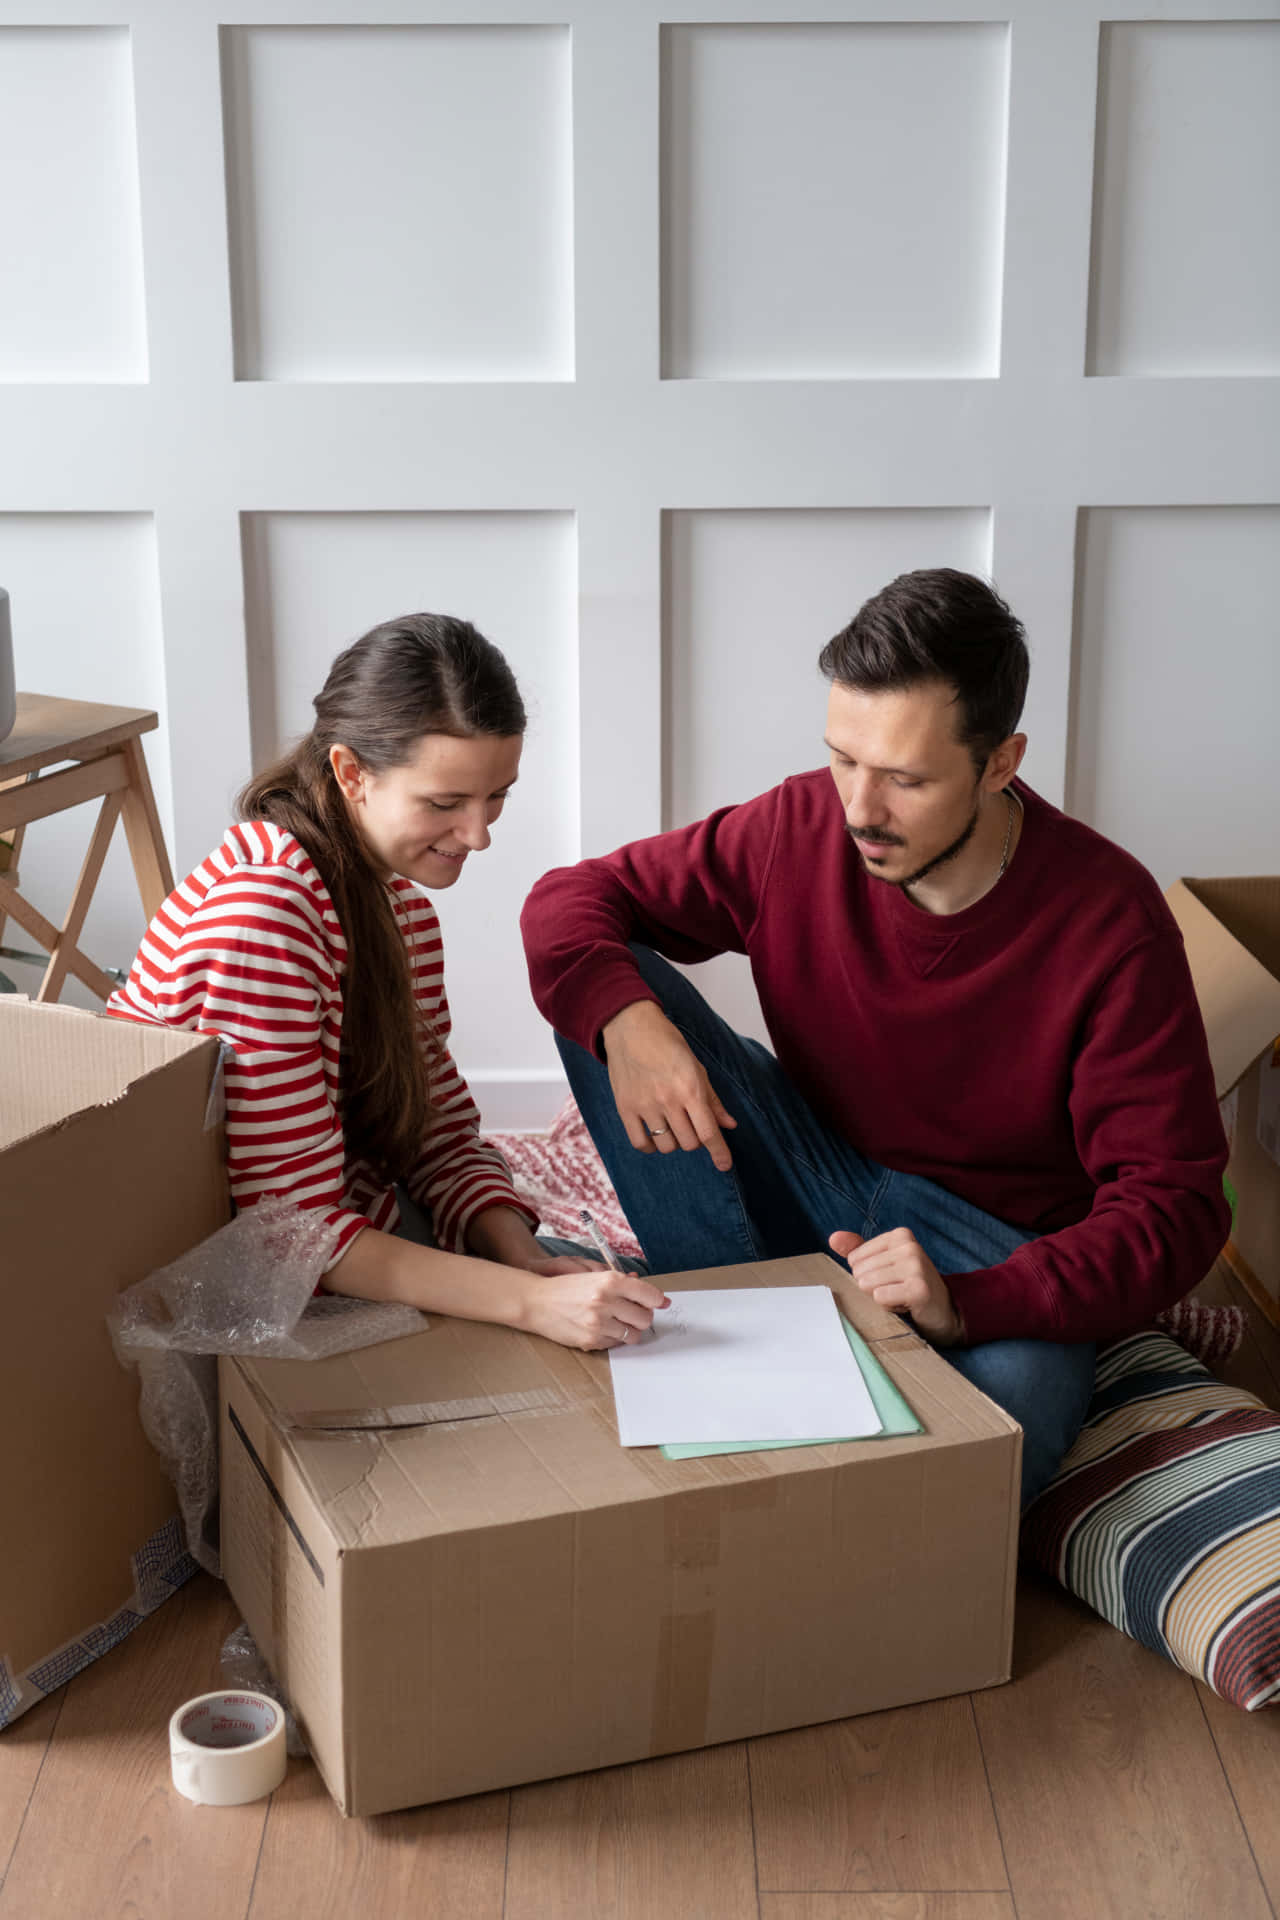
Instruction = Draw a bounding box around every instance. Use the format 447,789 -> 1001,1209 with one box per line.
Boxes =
281,1385 -> 571,1432
650,1490 -> 721,1754
650,1611 -> 715,1757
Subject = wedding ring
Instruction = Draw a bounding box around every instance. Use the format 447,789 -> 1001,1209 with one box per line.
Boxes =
617,1327 -> 630,1344
649,1125 -> 669,1136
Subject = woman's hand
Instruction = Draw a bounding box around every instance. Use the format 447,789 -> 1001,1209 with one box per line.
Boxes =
518,1266 -> 672,1351
601,1000 -> 737,1170
326,1220 -> 666,1350
828,1227 -> 964,1347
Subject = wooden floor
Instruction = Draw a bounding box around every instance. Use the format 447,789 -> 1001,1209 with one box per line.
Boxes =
5,1260 -> 1280,1920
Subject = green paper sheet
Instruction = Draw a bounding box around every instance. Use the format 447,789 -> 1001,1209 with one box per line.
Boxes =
659,1313 -> 923,1460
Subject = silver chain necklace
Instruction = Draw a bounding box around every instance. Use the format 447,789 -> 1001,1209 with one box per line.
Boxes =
903,787 -> 1019,908
996,787 -> 1017,879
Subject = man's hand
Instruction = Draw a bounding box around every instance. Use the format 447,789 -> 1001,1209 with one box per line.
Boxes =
601,1000 -> 737,1171
828,1226 -> 964,1347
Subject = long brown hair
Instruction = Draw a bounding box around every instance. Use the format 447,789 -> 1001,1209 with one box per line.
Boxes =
237,613 -> 526,1182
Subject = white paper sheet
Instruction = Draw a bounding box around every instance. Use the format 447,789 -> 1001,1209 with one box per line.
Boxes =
608,1286 -> 883,1448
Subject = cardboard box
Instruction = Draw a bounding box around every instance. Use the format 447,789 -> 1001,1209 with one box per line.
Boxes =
220,1251 -> 1020,1816
0,999 -> 228,1728
1166,877 -> 1280,1322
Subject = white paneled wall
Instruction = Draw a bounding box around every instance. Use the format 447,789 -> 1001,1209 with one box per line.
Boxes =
0,0 -> 1277,1128
662,24 -> 1009,379
0,28 -> 148,382
1087,23 -> 1280,376
222,25 -> 575,382
1069,507 -> 1280,878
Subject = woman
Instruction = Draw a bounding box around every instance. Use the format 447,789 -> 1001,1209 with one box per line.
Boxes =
107,612 -> 666,1351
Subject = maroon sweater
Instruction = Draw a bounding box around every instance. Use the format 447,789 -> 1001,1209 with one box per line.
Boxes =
521,773 -> 1229,1345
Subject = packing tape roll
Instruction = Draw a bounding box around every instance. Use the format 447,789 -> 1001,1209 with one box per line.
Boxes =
169,1690 -> 287,1806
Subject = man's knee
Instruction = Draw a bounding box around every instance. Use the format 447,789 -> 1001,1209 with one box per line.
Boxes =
948,1337 -> 1095,1503
974,1338 -> 1095,1428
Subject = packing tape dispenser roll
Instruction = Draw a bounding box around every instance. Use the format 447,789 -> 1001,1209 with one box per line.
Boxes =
169,1690 -> 287,1806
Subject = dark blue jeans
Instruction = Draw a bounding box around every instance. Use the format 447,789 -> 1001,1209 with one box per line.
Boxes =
555,946 -> 1096,1508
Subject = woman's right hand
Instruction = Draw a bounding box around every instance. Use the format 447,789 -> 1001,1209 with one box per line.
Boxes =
518,1264 -> 672,1351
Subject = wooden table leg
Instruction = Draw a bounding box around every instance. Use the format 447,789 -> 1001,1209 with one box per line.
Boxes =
119,734 -> 174,919
38,789 -> 126,1003
0,770 -> 35,951
0,878 -> 118,1003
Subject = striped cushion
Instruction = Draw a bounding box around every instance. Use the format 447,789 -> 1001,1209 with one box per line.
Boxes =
1022,1331 -> 1280,1710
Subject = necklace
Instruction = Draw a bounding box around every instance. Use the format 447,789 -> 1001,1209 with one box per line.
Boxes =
902,787 -> 1020,910
996,788 -> 1017,880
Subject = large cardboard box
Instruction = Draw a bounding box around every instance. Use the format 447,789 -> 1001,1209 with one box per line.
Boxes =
1166,878 -> 1280,1321
220,1251 -> 1020,1816
0,999 -> 228,1727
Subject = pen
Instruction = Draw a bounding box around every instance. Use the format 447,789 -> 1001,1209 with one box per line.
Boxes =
578,1207 -> 624,1273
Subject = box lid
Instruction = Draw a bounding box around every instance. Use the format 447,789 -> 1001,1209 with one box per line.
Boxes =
1166,878 -> 1280,1098
0,998 -> 210,1152
232,1253 -> 1017,1554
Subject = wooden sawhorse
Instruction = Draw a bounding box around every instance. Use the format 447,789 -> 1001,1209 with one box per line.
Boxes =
0,693 -> 175,1003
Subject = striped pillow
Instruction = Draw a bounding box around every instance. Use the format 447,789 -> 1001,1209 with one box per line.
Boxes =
1022,1331 -> 1280,1710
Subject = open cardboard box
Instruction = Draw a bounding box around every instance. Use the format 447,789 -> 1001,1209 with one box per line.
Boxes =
220,1251 -> 1021,1816
1166,878 -> 1280,1323
0,999 -> 228,1727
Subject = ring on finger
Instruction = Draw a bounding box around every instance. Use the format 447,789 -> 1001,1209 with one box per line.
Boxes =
648,1124 -> 669,1137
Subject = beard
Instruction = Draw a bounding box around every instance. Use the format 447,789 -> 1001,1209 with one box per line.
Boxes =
844,797 -> 982,892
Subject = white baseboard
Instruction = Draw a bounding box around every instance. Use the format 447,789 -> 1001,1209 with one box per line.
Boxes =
463,1069 -> 570,1136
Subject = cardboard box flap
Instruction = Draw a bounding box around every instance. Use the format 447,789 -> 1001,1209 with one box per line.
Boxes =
1187,877 -> 1280,982
0,999 -> 210,1152
1166,879 -> 1280,1097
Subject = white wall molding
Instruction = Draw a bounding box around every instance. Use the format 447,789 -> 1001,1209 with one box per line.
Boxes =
0,0 -> 1276,1127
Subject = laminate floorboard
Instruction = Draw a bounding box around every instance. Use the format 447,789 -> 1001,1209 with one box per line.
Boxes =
0,1576 -> 262,1920
1197,1681 -> 1280,1912
748,1697 -> 1007,1895
759,1897 -> 1016,1920
0,1694 -> 61,1892
972,1575 -> 1271,1920
505,1743 -> 758,1920
247,1761 -> 509,1920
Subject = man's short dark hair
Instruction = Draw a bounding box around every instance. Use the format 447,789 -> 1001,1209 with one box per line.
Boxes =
818,568 -> 1029,772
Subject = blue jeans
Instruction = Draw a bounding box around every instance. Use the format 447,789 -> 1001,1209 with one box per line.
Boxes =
555,946 -> 1096,1509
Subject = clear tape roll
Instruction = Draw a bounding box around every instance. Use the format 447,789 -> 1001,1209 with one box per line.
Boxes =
169,1690 -> 287,1806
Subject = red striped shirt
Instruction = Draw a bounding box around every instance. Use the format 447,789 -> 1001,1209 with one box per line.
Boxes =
107,820 -> 537,1266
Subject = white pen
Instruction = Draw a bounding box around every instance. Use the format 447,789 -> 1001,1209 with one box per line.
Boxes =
578,1207 -> 624,1273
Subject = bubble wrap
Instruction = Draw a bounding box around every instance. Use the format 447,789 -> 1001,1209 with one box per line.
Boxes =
220,1623 -> 309,1757
107,1197 -> 426,1576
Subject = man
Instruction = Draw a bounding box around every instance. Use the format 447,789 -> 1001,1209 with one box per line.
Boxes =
520,568 -> 1229,1503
